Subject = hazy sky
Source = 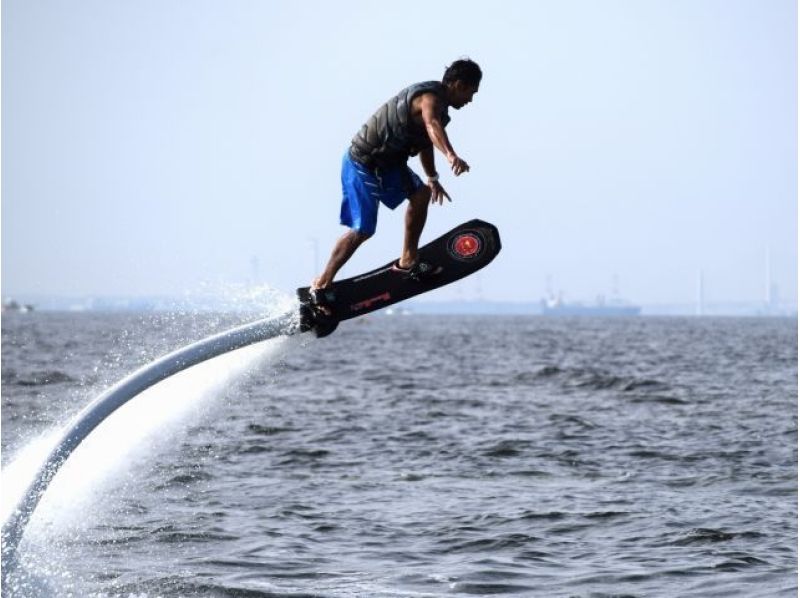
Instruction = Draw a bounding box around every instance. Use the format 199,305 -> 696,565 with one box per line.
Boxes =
3,0 -> 797,306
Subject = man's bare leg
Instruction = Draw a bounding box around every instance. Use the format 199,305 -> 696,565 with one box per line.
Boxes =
398,185 -> 432,269
312,229 -> 371,290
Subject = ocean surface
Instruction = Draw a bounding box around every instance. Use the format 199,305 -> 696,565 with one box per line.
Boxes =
1,311 -> 797,597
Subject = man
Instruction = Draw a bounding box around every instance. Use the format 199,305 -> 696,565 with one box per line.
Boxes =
310,58 -> 482,309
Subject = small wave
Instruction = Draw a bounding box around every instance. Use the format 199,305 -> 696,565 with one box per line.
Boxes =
622,378 -> 671,392
277,448 -> 330,465
519,510 -> 567,521
663,528 -> 764,546
516,549 -> 556,563
238,444 -> 272,454
278,504 -> 321,521
582,511 -> 630,520
572,371 -> 626,390
439,533 -> 538,554
509,469 -> 550,477
626,394 -> 688,405
92,531 -> 150,545
107,575 -> 324,598
151,469 -> 213,491
450,581 -> 539,595
167,470 -> 213,485
246,424 -> 297,436
4,370 -> 76,386
536,365 -> 563,377
549,413 -> 598,429
483,440 -> 532,458
518,365 -> 678,397
152,525 -> 239,544
714,555 -> 770,571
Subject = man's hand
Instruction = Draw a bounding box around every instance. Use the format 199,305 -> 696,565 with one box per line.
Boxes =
428,180 -> 451,205
448,153 -> 470,176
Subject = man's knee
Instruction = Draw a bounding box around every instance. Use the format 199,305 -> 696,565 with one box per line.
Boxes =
410,185 -> 431,206
348,229 -> 372,244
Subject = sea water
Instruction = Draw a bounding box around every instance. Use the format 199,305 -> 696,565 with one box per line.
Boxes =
1,312 -> 796,597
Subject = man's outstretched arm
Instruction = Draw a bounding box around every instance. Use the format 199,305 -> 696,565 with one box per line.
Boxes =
419,93 -> 470,176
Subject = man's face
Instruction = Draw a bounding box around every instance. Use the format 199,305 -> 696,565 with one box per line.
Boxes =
451,80 -> 479,109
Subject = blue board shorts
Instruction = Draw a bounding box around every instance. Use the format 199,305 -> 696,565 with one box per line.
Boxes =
340,151 -> 425,236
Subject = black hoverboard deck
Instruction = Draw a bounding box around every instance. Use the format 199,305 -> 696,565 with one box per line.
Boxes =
297,219 -> 501,337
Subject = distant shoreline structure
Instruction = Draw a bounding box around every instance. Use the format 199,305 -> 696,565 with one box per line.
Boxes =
540,295 -> 642,317
1,294 -> 795,318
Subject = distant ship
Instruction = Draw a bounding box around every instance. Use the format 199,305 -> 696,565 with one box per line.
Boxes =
2,299 -> 34,313
384,306 -> 413,316
541,294 -> 641,317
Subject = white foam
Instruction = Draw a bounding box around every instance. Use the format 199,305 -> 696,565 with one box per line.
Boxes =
3,335 -> 287,543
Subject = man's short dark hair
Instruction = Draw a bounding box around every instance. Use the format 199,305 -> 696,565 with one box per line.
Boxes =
443,58 -> 482,88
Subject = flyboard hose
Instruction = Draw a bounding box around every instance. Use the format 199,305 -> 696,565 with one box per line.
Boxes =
2,219 -> 501,587
1,310 -> 300,576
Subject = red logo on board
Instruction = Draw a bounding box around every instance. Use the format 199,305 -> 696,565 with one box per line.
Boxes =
449,232 -> 483,261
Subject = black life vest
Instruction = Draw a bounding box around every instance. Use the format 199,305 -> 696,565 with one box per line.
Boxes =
349,81 -> 450,169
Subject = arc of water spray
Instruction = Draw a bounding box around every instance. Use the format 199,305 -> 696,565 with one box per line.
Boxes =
1,310 -> 300,575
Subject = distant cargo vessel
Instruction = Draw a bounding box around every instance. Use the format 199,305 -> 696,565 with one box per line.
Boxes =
2,299 -> 34,313
541,295 -> 641,316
